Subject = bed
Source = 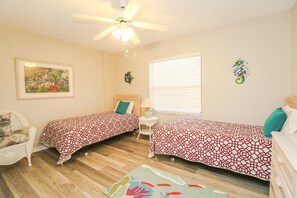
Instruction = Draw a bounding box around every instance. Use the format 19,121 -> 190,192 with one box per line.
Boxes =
150,97 -> 297,181
40,95 -> 140,164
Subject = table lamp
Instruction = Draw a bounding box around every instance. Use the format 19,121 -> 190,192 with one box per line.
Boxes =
141,98 -> 152,118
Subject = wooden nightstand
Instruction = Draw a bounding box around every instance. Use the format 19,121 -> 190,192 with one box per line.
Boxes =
137,116 -> 158,142
269,133 -> 297,198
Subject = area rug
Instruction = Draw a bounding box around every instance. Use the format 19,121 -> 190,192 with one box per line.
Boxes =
104,164 -> 227,198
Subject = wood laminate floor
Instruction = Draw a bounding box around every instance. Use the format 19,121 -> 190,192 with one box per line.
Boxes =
0,133 -> 269,198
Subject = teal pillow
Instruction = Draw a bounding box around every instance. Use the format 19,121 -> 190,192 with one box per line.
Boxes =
115,101 -> 130,115
263,107 -> 287,137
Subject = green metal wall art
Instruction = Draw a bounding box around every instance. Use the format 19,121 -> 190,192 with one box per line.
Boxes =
232,58 -> 249,84
124,71 -> 134,84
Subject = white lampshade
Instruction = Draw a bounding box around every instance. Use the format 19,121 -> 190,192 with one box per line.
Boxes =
121,28 -> 134,42
112,27 -> 134,42
141,98 -> 152,108
112,28 -> 122,40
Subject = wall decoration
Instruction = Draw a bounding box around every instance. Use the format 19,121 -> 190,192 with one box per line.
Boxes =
124,71 -> 134,84
15,58 -> 74,99
232,58 -> 249,84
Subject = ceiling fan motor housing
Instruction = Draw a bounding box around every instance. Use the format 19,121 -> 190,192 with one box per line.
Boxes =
119,0 -> 129,9
114,15 -> 132,27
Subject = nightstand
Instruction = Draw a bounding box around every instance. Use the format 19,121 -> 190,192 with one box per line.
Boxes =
137,116 -> 158,142
269,133 -> 297,198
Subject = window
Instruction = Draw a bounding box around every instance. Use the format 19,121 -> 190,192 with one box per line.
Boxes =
149,54 -> 201,115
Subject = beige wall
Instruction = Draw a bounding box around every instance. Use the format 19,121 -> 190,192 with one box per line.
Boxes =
292,2 -> 297,95
0,25 -> 114,146
114,12 -> 291,125
102,52 -> 117,111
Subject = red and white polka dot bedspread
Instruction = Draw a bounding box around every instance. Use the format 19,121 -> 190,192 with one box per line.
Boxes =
150,118 -> 272,180
40,112 -> 139,164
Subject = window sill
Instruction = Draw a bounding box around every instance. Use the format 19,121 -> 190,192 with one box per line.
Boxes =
153,111 -> 202,118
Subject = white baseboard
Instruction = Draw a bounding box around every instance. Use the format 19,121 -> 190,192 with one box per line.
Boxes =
33,144 -> 50,153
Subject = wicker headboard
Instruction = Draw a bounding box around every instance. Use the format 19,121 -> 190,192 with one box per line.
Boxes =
285,97 -> 297,109
113,95 -> 141,116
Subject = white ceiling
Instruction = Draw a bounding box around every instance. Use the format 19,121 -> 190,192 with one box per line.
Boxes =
0,0 -> 295,52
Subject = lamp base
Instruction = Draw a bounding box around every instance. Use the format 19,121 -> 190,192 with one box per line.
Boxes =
144,110 -> 152,118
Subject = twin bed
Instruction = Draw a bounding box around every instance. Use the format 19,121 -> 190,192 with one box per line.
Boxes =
150,97 -> 297,181
150,118 -> 271,180
39,95 -> 140,164
40,95 -> 296,181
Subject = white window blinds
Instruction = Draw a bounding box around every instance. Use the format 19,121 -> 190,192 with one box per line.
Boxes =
149,54 -> 202,115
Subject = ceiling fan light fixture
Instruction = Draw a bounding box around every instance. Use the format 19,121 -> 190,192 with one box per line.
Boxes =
112,28 -> 123,40
112,27 -> 134,42
121,27 -> 134,42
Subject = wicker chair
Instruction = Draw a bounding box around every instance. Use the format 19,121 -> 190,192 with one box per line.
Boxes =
0,109 -> 36,166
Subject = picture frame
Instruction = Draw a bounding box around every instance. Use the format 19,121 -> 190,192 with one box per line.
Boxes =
15,58 -> 74,99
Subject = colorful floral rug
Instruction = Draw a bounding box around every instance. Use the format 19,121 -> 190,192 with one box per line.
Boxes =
104,164 -> 227,198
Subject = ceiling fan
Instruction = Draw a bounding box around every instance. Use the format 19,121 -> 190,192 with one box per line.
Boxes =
72,0 -> 168,44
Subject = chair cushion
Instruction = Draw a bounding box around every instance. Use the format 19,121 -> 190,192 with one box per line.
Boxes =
0,113 -> 12,137
0,128 -> 29,149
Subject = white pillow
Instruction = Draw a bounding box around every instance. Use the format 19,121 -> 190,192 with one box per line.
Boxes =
114,101 -> 134,114
281,106 -> 297,134
126,101 -> 134,114
282,105 -> 296,114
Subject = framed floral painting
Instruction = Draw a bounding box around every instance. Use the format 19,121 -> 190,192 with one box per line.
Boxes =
15,58 -> 74,99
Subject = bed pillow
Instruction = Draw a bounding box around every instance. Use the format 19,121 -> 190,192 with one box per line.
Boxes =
126,101 -> 134,114
282,105 -> 296,114
114,101 -> 134,114
281,106 -> 297,134
0,113 -> 12,137
263,107 -> 287,137
115,101 -> 130,115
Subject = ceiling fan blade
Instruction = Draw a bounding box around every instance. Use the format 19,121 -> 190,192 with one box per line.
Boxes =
93,26 -> 118,40
131,31 -> 141,44
123,0 -> 139,20
133,21 -> 168,31
72,14 -> 115,24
